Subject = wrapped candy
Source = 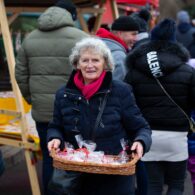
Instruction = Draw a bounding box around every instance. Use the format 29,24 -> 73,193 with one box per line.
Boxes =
56,138 -> 131,165
75,134 -> 84,148
82,140 -> 96,151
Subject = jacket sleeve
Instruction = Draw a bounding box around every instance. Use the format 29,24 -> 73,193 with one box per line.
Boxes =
124,52 -> 134,84
124,70 -> 132,85
47,90 -> 64,150
15,46 -> 31,104
121,84 -> 152,153
112,50 -> 127,81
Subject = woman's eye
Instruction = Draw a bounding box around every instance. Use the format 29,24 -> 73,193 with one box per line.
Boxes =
82,59 -> 88,63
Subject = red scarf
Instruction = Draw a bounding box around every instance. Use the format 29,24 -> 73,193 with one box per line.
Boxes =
96,28 -> 129,52
74,70 -> 106,100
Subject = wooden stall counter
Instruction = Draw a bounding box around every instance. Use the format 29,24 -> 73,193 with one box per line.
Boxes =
0,91 -> 39,148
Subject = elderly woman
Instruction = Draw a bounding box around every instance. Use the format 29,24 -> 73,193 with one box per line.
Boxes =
47,37 -> 151,195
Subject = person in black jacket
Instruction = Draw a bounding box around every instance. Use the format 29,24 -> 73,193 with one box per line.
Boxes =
125,18 -> 195,195
47,37 -> 152,195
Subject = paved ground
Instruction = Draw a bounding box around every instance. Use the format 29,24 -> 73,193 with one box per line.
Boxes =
0,146 -> 43,195
0,146 -> 193,195
163,171 -> 193,195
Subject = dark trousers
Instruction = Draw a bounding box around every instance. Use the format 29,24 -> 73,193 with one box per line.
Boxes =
136,160 -> 148,195
36,122 -> 55,195
144,160 -> 187,195
0,150 -> 5,176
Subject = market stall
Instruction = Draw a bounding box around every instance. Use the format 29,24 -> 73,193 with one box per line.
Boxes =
116,0 -> 159,28
100,0 -> 159,28
117,0 -> 158,8
3,0 -> 118,33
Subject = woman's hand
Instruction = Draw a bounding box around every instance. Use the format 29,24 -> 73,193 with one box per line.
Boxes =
131,141 -> 143,159
47,139 -> 61,152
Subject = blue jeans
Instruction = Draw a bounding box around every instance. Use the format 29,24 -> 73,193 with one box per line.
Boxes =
144,160 -> 187,195
36,122 -> 55,195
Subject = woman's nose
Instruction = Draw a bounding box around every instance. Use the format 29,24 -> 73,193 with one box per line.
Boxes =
87,60 -> 94,66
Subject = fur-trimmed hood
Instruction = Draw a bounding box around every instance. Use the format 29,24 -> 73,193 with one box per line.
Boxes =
126,40 -> 190,78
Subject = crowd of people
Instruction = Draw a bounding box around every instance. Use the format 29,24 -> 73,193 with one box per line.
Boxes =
1,0 -> 195,194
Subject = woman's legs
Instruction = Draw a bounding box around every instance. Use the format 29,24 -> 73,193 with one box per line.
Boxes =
165,160 -> 187,195
136,160 -> 148,195
145,160 -> 187,195
145,161 -> 164,195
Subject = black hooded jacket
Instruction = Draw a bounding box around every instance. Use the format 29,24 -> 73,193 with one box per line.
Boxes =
125,40 -> 195,132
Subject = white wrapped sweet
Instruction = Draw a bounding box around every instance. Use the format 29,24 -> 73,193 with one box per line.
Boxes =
82,140 -> 97,152
87,151 -> 104,164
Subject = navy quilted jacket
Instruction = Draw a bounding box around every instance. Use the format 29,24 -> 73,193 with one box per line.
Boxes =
47,70 -> 151,195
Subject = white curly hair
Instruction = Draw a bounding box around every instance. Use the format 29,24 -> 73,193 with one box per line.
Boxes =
69,37 -> 114,71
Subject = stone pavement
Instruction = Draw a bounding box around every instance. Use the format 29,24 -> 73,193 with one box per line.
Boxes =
0,146 -> 193,195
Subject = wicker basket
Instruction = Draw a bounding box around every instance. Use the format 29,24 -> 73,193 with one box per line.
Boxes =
50,149 -> 139,175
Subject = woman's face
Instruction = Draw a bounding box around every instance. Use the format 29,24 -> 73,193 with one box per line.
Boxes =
77,49 -> 105,84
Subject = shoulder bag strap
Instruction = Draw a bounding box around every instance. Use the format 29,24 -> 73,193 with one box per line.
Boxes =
91,91 -> 109,140
147,50 -> 195,132
155,78 -> 195,132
